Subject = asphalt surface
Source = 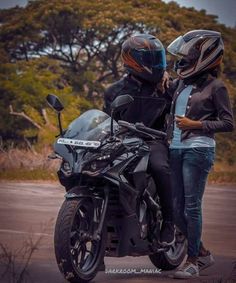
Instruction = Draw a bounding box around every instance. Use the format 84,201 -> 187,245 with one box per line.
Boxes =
0,182 -> 235,283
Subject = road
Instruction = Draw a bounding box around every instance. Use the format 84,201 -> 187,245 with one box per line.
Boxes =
0,182 -> 235,283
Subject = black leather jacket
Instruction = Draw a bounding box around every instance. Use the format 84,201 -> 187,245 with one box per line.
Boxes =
103,74 -> 172,131
166,74 -> 234,142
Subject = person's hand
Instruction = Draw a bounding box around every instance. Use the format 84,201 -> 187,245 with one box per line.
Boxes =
175,115 -> 202,130
162,71 -> 170,89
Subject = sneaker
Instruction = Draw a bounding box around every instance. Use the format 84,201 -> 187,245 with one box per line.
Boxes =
159,221 -> 175,246
197,252 -> 215,271
173,261 -> 199,279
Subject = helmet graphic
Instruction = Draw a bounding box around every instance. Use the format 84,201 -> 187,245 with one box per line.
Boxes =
121,34 -> 166,83
167,30 -> 224,79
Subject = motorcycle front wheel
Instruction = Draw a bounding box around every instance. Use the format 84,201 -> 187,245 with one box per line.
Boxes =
54,197 -> 106,283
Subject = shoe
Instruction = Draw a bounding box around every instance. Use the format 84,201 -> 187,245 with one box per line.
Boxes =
173,261 -> 199,279
159,221 -> 175,246
197,252 -> 215,271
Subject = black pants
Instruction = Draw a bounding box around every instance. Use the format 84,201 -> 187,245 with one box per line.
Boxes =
148,140 -> 173,222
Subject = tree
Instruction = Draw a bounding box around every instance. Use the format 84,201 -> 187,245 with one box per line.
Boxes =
0,0 -> 235,162
1,0 -> 236,84
0,57 -> 92,145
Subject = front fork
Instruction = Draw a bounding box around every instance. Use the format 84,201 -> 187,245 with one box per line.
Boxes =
65,186 -> 109,242
93,187 -> 109,241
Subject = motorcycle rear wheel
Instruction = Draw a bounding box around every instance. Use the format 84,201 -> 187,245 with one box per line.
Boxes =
54,198 -> 106,283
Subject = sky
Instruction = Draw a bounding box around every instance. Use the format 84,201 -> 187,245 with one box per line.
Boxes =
0,0 -> 235,27
162,0 -> 236,28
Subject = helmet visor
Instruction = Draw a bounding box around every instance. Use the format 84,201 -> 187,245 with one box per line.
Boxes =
133,49 -> 167,69
167,36 -> 188,57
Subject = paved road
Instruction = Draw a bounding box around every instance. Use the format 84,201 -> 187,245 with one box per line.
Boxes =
0,182 -> 235,283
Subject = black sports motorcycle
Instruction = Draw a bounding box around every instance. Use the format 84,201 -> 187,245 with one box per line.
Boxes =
47,94 -> 186,283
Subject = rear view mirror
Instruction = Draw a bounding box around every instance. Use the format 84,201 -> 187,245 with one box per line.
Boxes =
46,94 -> 64,112
46,94 -> 64,136
111,94 -> 134,112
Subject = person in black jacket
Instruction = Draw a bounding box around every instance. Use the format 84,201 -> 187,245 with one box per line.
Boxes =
103,34 -> 175,246
166,30 -> 234,279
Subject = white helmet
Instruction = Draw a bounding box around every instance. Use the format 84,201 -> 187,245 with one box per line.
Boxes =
167,30 -> 224,79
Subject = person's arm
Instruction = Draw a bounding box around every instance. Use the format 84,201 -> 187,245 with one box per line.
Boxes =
201,85 -> 234,133
176,85 -> 234,132
164,78 -> 179,99
175,115 -> 203,130
103,81 -> 126,122
160,71 -> 170,93
103,86 -> 115,115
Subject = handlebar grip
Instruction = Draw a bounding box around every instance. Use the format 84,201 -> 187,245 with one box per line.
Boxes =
118,120 -> 166,139
118,120 -> 133,127
135,123 -> 167,138
118,120 -> 137,132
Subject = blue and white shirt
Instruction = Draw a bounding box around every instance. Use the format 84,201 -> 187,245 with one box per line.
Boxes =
170,85 -> 215,149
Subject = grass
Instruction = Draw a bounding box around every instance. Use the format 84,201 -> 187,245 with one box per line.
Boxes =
0,166 -> 236,184
0,220 -> 53,283
0,147 -> 59,181
0,168 -> 57,181
208,162 -> 236,184
0,148 -> 235,184
208,171 -> 236,184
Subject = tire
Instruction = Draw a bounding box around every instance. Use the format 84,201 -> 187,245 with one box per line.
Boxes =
149,229 -> 187,270
54,198 -> 106,283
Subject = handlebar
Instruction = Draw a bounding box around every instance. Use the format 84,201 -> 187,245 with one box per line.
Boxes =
135,123 -> 167,138
118,120 -> 166,139
118,120 -> 136,131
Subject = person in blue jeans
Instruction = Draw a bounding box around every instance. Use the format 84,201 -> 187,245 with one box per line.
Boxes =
166,30 -> 234,279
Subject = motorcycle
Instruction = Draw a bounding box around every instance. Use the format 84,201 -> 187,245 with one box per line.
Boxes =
46,94 -> 187,283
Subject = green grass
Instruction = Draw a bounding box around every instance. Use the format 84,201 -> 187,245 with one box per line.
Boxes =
0,168 -> 236,184
0,168 -> 57,181
208,171 -> 236,184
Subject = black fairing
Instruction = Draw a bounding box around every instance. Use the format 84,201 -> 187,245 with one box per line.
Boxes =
54,109 -> 163,257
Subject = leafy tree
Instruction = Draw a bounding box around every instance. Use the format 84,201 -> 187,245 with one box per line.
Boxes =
0,0 -> 235,163
0,57 -> 92,146
1,0 -> 236,84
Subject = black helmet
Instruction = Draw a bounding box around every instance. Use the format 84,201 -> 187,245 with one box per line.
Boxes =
167,30 -> 224,79
121,34 -> 166,83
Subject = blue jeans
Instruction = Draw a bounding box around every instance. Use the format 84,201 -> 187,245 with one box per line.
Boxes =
170,147 -> 215,258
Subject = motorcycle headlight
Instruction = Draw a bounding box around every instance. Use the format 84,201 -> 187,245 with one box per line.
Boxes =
96,154 -> 110,161
82,160 -> 110,176
61,161 -> 72,176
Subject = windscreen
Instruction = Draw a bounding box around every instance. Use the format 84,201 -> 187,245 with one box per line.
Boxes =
64,109 -> 118,141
